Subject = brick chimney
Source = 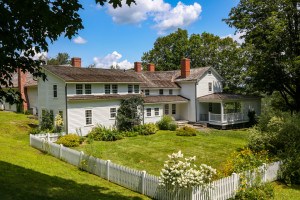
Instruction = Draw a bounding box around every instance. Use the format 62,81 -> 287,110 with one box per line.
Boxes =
17,68 -> 28,111
181,58 -> 190,78
71,57 -> 81,67
134,62 -> 142,72
147,63 -> 155,72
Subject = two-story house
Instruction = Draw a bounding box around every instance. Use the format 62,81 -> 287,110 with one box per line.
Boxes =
38,58 -> 261,135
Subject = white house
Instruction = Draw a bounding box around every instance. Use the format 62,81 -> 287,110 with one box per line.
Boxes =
38,58 -> 261,135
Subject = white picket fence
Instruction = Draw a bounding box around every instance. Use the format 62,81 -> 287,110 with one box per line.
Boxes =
30,134 -> 281,200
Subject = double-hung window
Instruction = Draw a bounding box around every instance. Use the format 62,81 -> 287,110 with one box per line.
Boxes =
134,85 -> 139,93
105,84 -> 111,94
128,85 -> 133,93
145,89 -> 150,96
112,85 -> 118,94
146,108 -> 151,117
154,108 -> 159,116
76,84 -> 83,94
159,89 -> 164,95
85,110 -> 92,125
172,104 -> 176,114
85,84 -> 91,94
164,104 -> 169,115
110,108 -> 117,118
169,89 -> 173,95
53,85 -> 57,98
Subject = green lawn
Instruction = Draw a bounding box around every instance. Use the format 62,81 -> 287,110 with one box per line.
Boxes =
76,128 -> 249,176
274,181 -> 300,200
0,111 -> 149,200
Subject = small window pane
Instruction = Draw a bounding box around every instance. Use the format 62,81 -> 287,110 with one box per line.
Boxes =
169,89 -> 173,95
146,108 -> 151,117
110,108 -> 117,118
53,85 -> 57,97
112,85 -> 118,94
134,85 -> 139,93
105,84 -> 110,94
85,84 -> 91,94
159,89 -> 164,95
154,108 -> 159,116
85,110 -> 92,125
145,90 -> 150,96
164,104 -> 169,115
208,82 -> 212,92
128,85 -> 133,93
76,84 -> 83,94
172,104 -> 176,114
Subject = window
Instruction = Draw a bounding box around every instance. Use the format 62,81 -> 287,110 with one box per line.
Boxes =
172,104 -> 176,114
159,89 -> 164,95
154,108 -> 159,116
208,82 -> 212,92
164,104 -> 169,115
209,103 -> 213,112
112,84 -> 118,94
134,85 -> 139,93
208,70 -> 212,75
128,85 -> 133,93
76,84 -> 83,94
53,85 -> 57,97
145,89 -> 150,96
85,110 -> 92,125
105,84 -> 110,94
146,108 -> 151,117
110,108 -> 117,118
85,84 -> 91,94
169,89 -> 173,95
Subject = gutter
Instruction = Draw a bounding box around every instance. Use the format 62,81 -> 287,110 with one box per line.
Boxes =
65,83 -> 68,134
195,81 -> 198,122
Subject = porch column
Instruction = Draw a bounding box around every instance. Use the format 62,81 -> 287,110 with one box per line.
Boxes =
220,102 -> 224,123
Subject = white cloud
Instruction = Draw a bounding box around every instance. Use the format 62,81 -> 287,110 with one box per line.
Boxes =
106,0 -> 201,34
21,47 -> 48,60
93,51 -> 133,69
223,32 -> 245,44
73,36 -> 87,44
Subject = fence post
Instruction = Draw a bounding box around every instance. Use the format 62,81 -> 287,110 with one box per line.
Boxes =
29,134 -> 32,146
106,160 -> 111,181
78,151 -> 84,168
47,133 -> 50,142
141,170 -> 146,195
232,173 -> 239,195
262,163 -> 267,183
59,144 -> 63,159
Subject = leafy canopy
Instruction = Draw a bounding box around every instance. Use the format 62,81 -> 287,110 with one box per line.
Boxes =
0,0 -> 135,105
47,53 -> 71,65
224,0 -> 300,112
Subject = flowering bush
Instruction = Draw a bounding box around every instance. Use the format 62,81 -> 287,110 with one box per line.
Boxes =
54,114 -> 64,133
159,151 -> 216,189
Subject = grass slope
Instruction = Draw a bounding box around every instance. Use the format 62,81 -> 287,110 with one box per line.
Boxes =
0,111 -> 149,200
76,129 -> 248,176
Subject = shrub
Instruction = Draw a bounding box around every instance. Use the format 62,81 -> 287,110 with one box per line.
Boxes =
88,125 -> 123,141
229,183 -> 274,200
134,123 -> 158,135
40,110 -> 54,131
176,126 -> 198,136
156,115 -> 178,130
121,131 -> 139,137
57,134 -> 81,147
29,128 -> 42,135
54,114 -> 64,133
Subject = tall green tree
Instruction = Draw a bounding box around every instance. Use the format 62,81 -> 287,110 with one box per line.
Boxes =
142,29 -> 248,93
225,0 -> 300,112
0,0 -> 135,105
47,53 -> 71,65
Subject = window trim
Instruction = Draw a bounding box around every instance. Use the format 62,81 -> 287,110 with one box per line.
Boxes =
85,110 -> 92,125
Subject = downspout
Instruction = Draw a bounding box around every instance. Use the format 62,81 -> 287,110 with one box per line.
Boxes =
195,81 -> 198,122
65,83 -> 68,134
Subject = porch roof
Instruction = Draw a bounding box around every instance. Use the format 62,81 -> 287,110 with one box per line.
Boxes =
67,94 -> 141,101
143,95 -> 189,104
198,93 -> 261,102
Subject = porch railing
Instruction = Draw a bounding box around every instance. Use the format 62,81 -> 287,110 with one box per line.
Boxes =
208,112 -> 245,124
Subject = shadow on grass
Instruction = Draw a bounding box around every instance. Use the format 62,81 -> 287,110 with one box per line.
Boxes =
0,161 -> 144,200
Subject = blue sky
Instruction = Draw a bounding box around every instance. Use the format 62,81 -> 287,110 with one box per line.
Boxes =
46,0 -> 240,68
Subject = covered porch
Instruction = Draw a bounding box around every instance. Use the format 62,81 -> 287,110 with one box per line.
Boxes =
197,93 -> 261,126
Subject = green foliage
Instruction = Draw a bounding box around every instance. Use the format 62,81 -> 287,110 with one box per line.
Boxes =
40,110 -> 54,131
88,125 -> 123,141
156,115 -> 178,130
133,123 -> 158,135
225,0 -> 300,112
54,114 -> 64,133
121,131 -> 139,137
142,29 -> 248,93
47,53 -> 70,65
230,183 -> 274,200
176,126 -> 198,136
29,128 -> 42,135
247,110 -> 257,126
57,134 -> 81,147
116,96 -> 144,131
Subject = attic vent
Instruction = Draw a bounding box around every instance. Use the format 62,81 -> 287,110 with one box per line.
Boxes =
208,70 -> 212,75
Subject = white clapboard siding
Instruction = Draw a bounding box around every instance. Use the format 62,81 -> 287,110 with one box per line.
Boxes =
30,134 -> 282,200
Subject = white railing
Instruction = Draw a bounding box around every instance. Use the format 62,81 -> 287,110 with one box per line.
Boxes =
30,134 -> 281,200
208,112 -> 245,124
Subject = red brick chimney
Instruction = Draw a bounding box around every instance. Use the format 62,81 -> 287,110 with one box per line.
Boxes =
134,62 -> 142,72
17,68 -> 28,111
147,63 -> 155,72
181,58 -> 190,78
71,57 -> 81,67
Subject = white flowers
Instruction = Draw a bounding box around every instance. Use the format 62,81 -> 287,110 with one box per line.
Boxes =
159,151 -> 216,189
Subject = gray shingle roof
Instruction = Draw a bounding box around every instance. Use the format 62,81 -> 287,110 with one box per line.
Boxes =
143,95 -> 189,104
67,94 -> 142,101
198,93 -> 261,102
